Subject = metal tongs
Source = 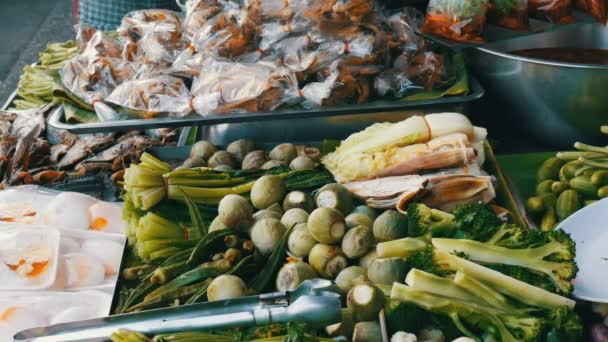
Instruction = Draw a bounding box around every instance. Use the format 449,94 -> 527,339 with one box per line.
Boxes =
14,279 -> 342,342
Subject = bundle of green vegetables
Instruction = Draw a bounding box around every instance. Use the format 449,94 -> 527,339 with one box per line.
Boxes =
10,40 -> 77,110
110,323 -> 335,342
527,125 -> 608,230
120,162 -> 582,341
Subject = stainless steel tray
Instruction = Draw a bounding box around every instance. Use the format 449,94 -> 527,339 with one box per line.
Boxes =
48,77 -> 484,134
178,78 -> 483,145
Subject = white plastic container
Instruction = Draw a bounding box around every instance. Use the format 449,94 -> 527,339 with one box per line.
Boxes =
0,290 -> 112,340
0,225 -> 60,291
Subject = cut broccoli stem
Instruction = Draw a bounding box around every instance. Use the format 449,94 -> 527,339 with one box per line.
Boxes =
376,238 -> 428,258
432,238 -> 576,294
405,269 -> 483,306
390,283 -> 539,342
453,271 -> 509,310
433,250 -> 575,309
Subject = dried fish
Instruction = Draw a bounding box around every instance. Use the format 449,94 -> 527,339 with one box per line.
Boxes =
10,104 -> 50,138
57,135 -> 116,169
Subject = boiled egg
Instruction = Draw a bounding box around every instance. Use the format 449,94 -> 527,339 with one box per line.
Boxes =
87,202 -> 126,234
64,253 -> 105,288
80,239 -> 124,276
42,192 -> 98,230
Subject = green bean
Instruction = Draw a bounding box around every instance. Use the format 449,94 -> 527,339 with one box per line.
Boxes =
153,332 -> 236,342
121,277 -> 158,314
574,142 -> 608,155
579,157 -> 608,170
249,224 -> 295,293
145,262 -> 228,301
188,229 -> 239,266
556,151 -> 606,160
122,265 -> 154,281
149,247 -> 182,261
180,187 -> 208,238
127,279 -> 212,312
151,261 -> 191,285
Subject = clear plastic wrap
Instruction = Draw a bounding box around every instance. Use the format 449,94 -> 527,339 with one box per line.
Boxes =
421,0 -> 490,43
172,5 -> 256,76
529,0 -> 575,24
487,0 -> 529,30
301,0 -> 375,30
98,76 -> 192,120
244,0 -> 317,20
60,56 -> 136,105
183,0 -> 226,39
118,9 -> 185,67
575,0 -> 607,23
258,13 -> 313,51
385,9 -> 426,58
77,29 -> 124,60
0,290 -> 112,340
0,225 -> 60,290
375,52 -> 445,98
191,59 -> 298,114
315,61 -> 383,105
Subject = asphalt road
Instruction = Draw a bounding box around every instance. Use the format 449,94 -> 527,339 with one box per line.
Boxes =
0,0 -> 73,104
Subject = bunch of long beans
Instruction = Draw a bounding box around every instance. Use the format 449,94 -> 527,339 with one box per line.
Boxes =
11,41 -> 77,110
111,323 -> 337,342
117,227 -> 291,313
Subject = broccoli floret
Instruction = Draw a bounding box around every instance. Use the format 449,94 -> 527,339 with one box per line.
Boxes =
452,202 -> 503,241
432,227 -> 578,295
408,203 -> 456,237
391,281 -> 544,342
544,306 -> 583,342
489,264 -> 558,294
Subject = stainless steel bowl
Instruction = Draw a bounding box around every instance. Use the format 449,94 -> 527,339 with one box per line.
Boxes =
466,23 -> 608,147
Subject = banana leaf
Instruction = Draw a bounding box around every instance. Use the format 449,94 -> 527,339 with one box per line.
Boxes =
404,53 -> 469,101
64,102 -> 99,123
484,142 -> 529,228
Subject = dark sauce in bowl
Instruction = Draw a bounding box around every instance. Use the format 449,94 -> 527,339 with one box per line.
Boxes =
510,48 -> 608,65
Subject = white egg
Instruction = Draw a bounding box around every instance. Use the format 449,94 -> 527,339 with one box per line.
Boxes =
59,238 -> 81,255
87,202 -> 126,234
50,306 -> 99,325
0,306 -> 48,336
42,193 -> 98,230
80,240 -> 124,276
64,253 -> 105,288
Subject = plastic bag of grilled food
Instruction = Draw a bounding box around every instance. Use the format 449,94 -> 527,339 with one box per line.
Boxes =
420,0 -> 490,43
118,9 -> 184,67
190,59 -> 299,115
94,75 -> 191,121
487,0 -> 529,30
173,4 -> 256,77
60,56 -> 136,107
385,8 -> 426,58
305,60 -> 383,106
183,0 -> 226,39
258,13 -> 313,51
575,0 -> 607,24
375,51 -> 445,98
529,0 -> 575,24
301,0 -> 375,31
76,27 -> 124,60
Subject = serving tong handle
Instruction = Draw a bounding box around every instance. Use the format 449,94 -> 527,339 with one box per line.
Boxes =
13,279 -> 342,342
